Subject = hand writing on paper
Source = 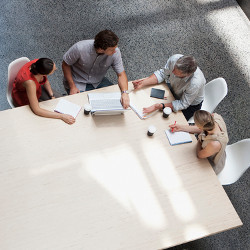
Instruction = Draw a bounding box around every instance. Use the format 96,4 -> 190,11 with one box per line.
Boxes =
169,123 -> 184,132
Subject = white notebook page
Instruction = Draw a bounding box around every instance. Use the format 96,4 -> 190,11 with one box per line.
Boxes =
54,99 -> 81,118
165,129 -> 192,145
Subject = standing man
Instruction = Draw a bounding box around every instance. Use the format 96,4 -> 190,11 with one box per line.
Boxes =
62,30 -> 129,108
133,54 -> 206,120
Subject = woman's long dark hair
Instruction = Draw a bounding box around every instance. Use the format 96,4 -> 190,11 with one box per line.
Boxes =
30,58 -> 54,75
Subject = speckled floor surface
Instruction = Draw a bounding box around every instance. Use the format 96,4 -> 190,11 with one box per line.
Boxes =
0,0 -> 249,249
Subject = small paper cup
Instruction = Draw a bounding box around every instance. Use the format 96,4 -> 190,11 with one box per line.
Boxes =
163,107 -> 172,118
84,104 -> 92,115
147,125 -> 157,136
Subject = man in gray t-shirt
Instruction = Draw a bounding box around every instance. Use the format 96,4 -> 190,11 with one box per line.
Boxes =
62,30 -> 129,108
132,54 -> 206,120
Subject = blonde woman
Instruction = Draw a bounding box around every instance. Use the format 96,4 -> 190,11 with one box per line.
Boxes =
169,110 -> 229,174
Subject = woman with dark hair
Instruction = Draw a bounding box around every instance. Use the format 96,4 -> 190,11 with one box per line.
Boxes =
169,110 -> 229,174
12,58 -> 75,124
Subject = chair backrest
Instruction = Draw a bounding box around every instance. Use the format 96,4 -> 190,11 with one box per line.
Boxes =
201,77 -> 228,113
187,77 -> 228,123
217,139 -> 250,185
7,57 -> 30,108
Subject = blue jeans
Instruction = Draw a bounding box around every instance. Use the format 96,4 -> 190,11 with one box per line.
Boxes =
85,77 -> 114,92
65,77 -> 114,94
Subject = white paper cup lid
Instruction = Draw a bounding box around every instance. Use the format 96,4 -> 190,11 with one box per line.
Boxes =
84,104 -> 92,111
148,125 -> 156,133
163,107 -> 172,115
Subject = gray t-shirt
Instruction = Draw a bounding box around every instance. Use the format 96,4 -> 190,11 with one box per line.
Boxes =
63,40 -> 124,91
154,54 -> 206,112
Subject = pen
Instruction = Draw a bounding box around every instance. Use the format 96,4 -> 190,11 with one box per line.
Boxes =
172,121 -> 176,132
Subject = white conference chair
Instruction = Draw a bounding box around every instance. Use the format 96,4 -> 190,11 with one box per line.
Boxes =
218,139 -> 250,185
188,77 -> 228,123
7,57 -> 30,108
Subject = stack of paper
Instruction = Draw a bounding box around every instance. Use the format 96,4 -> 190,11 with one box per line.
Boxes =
54,99 -> 82,118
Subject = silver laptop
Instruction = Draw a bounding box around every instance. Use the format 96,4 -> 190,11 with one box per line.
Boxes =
88,92 -> 126,115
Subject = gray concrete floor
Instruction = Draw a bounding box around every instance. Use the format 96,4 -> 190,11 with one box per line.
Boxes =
237,0 -> 250,19
0,0 -> 249,249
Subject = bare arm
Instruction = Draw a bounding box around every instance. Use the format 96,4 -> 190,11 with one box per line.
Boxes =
43,79 -> 55,99
62,60 -> 80,95
132,74 -> 158,90
24,80 -> 75,124
117,70 -> 130,109
142,101 -> 174,114
169,123 -> 202,133
132,73 -> 173,113
196,140 -> 221,159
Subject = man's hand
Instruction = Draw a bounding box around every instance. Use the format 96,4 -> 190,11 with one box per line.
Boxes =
121,93 -> 130,109
69,86 -> 80,95
132,79 -> 144,90
142,103 -> 161,114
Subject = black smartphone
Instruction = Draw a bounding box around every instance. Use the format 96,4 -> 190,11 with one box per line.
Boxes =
150,88 -> 165,99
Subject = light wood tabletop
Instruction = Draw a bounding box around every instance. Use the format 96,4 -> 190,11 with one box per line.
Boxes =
0,82 -> 242,250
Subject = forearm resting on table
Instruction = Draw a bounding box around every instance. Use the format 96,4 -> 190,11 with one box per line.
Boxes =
30,104 -> 62,120
141,74 -> 158,86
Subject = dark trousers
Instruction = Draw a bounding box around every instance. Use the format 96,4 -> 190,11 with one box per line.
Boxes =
182,101 -> 203,121
65,77 -> 114,94
166,82 -> 203,121
39,86 -> 62,102
85,77 -> 114,91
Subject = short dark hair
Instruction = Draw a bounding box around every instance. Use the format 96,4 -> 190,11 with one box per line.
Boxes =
30,58 -> 54,75
175,56 -> 197,74
94,30 -> 119,50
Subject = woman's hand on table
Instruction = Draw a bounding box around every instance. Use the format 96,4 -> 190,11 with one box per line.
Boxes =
61,114 -> 75,124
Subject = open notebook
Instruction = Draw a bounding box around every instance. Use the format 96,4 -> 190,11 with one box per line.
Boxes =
88,92 -> 126,115
165,129 -> 192,146
129,90 -> 157,119
54,99 -> 82,118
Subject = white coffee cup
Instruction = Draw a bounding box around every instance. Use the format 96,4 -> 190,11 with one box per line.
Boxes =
84,104 -> 92,115
147,125 -> 157,136
163,107 -> 172,118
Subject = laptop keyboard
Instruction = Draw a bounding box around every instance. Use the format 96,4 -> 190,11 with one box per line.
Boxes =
90,99 -> 123,110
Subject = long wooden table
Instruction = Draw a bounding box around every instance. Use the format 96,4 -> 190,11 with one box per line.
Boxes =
0,82 -> 242,250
